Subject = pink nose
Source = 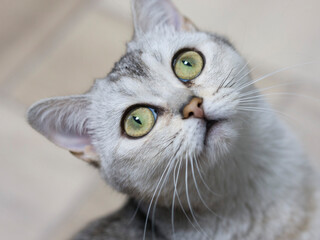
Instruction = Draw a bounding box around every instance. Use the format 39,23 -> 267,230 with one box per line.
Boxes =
182,97 -> 204,119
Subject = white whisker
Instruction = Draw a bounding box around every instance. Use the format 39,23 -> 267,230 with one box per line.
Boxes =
237,106 -> 294,122
239,81 -> 299,99
128,199 -> 143,224
236,62 -> 314,92
143,155 -> 176,240
194,156 -> 221,197
173,158 -> 199,231
190,154 -> 221,218
232,67 -> 257,88
171,159 -> 181,240
151,157 -> 175,240
234,59 -> 252,79
185,153 -> 210,238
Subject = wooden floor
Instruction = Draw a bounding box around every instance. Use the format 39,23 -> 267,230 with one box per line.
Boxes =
0,0 -> 319,239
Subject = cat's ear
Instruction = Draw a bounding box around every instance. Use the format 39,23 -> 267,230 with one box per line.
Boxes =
131,0 -> 197,37
27,95 -> 100,168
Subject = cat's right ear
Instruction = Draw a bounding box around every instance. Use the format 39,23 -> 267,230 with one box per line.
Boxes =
131,0 -> 197,37
27,95 -> 100,168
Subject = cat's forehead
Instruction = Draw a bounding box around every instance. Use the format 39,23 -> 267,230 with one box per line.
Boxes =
107,29 -> 233,82
129,29 -> 215,60
93,29 -> 238,106
109,50 -> 149,81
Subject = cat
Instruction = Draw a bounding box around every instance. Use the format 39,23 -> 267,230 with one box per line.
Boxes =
27,0 -> 320,239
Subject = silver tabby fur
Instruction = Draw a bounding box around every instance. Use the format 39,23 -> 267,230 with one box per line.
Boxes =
27,0 -> 320,239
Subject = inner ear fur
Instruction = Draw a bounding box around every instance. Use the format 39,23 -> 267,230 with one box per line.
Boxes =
131,0 -> 197,37
27,95 -> 100,168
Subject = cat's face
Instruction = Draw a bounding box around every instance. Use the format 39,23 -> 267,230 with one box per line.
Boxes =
91,28 -> 250,198
28,0 -> 254,206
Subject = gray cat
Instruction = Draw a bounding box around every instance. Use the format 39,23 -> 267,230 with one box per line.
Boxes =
27,0 -> 320,239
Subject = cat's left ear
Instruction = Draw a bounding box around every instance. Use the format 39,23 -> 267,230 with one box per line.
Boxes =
27,95 -> 100,168
131,0 -> 197,37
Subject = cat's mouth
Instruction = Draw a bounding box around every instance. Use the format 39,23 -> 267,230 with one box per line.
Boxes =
204,118 -> 226,143
206,119 -> 221,130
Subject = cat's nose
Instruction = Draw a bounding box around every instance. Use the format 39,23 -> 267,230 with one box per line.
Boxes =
182,97 -> 204,119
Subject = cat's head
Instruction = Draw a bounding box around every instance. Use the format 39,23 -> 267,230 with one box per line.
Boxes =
28,0 -> 254,206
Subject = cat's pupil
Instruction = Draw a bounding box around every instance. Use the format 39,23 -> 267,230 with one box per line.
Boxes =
182,60 -> 192,67
133,116 -> 142,125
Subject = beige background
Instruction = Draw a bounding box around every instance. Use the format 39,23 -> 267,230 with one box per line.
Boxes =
0,0 -> 319,239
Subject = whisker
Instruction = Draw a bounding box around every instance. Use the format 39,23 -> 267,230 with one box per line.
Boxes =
252,92 -> 319,103
238,99 -> 262,105
218,60 -> 254,91
234,59 -> 252,79
239,81 -> 299,99
194,156 -> 221,197
185,153 -> 210,238
237,106 -> 294,122
151,132 -> 180,159
171,159 -> 181,240
142,155 -> 175,240
173,158 -> 199,231
235,61 -> 314,92
151,156 -> 175,240
227,58 -> 255,88
239,90 -> 320,108
149,143 -> 185,240
190,154 -> 221,218
128,199 -> 143,224
218,68 -> 234,91
233,67 -> 257,88
145,132 -> 181,178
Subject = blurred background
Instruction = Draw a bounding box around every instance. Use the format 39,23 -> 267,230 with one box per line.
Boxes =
0,0 -> 319,239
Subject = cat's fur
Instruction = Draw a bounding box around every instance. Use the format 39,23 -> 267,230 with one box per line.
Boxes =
27,0 -> 320,239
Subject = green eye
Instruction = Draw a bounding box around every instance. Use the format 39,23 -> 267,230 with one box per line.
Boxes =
124,107 -> 157,138
173,50 -> 204,82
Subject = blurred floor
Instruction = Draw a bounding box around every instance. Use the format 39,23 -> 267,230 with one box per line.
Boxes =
0,0 -> 319,239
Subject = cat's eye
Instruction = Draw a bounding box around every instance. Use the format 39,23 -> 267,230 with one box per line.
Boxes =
173,50 -> 204,82
124,107 -> 157,138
